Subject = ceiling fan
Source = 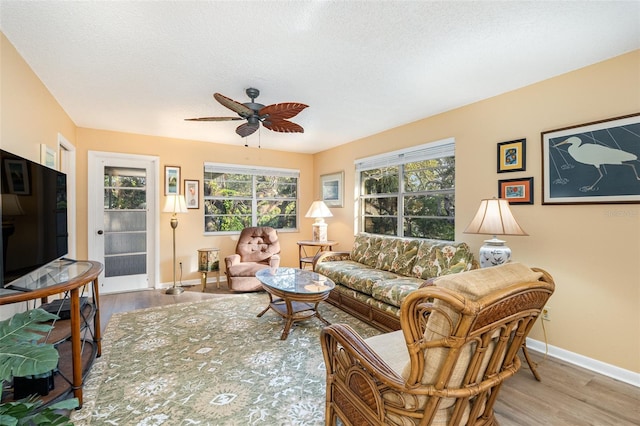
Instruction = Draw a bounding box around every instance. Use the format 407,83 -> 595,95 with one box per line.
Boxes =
185,88 -> 308,138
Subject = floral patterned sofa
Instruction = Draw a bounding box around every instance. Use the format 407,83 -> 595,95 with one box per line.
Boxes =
313,233 -> 477,331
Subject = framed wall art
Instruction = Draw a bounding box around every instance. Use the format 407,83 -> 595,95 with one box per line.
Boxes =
498,177 -> 533,205
320,171 -> 344,207
542,113 -> 640,204
40,144 -> 57,169
184,179 -> 199,209
164,166 -> 181,195
497,138 -> 526,173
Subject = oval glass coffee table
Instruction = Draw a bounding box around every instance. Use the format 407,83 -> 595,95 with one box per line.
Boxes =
256,267 -> 335,340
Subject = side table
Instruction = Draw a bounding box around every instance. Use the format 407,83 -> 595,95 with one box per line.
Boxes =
297,240 -> 338,269
198,248 -> 220,290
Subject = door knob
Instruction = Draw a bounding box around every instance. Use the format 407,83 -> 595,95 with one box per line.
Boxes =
97,230 -> 104,235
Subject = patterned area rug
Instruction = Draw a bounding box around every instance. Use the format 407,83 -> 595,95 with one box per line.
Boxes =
71,293 -> 381,425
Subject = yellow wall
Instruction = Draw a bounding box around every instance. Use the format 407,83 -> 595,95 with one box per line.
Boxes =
2,30 -> 639,372
313,50 -> 640,372
0,33 -> 76,160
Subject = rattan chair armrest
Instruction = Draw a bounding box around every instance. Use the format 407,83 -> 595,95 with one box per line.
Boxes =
320,324 -> 406,389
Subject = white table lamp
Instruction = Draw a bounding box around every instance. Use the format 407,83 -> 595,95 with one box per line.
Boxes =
464,198 -> 528,268
305,200 -> 333,242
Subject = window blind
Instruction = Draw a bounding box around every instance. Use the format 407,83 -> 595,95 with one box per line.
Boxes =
204,162 -> 300,178
354,137 -> 455,171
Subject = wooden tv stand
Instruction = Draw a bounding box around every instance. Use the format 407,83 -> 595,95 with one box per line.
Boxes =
0,259 -> 103,408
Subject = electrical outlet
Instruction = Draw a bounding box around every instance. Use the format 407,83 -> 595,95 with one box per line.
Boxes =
542,306 -> 551,321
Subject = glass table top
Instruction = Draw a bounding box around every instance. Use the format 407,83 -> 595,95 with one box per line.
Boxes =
255,267 -> 335,294
1,259 -> 95,295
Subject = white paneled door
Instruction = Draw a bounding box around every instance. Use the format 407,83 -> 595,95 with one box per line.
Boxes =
88,152 -> 159,294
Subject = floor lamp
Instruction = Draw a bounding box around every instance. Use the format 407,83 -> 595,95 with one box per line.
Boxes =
164,194 -> 188,294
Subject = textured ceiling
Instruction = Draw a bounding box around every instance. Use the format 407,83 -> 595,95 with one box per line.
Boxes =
1,1 -> 639,154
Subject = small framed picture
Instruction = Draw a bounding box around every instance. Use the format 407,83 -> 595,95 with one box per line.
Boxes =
164,166 -> 180,195
499,177 -> 534,205
320,171 -> 344,207
497,138 -> 526,173
184,179 -> 199,209
40,144 -> 57,169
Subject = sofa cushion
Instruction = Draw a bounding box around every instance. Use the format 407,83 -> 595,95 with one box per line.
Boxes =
351,234 -> 384,267
315,260 -> 399,295
411,240 -> 475,280
375,237 -> 420,275
370,277 -> 426,308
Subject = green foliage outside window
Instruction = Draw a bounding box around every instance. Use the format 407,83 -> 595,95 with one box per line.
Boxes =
360,156 -> 455,239
204,170 -> 298,232
103,170 -> 147,210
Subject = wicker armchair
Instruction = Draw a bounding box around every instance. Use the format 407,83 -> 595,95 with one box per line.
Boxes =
224,226 -> 280,292
320,262 -> 555,426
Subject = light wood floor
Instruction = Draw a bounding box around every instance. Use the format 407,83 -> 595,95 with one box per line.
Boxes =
98,286 -> 640,426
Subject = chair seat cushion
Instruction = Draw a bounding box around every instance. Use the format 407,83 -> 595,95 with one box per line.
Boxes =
365,330 -> 407,374
227,262 -> 270,277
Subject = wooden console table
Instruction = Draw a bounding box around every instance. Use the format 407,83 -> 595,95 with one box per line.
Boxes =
0,259 -> 103,408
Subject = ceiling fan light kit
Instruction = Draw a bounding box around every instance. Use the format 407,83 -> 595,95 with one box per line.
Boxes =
186,88 -> 308,139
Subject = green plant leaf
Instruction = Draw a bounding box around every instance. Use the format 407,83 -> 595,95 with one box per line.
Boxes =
0,308 -> 59,383
0,397 -> 77,425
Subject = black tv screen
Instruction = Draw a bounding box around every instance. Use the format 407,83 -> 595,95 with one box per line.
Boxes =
1,149 -> 68,286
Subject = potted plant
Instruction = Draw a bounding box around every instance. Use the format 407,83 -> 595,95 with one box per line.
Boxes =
0,308 -> 78,425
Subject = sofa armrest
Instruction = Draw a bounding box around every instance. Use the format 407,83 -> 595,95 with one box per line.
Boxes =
225,254 -> 241,270
312,250 -> 351,270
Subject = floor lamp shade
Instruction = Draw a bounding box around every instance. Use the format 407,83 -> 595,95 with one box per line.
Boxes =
305,201 -> 332,242
164,195 -> 188,294
464,198 -> 528,268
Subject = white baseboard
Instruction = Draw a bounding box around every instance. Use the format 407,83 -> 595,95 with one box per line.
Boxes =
526,337 -> 640,388
158,276 -> 227,289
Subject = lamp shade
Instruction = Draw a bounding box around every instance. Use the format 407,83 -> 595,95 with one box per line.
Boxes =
163,194 -> 188,214
305,201 -> 333,218
464,198 -> 528,236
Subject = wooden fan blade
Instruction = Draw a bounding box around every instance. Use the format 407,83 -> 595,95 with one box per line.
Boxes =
184,116 -> 243,121
262,118 -> 304,133
259,103 -> 308,120
236,122 -> 259,137
214,93 -> 254,117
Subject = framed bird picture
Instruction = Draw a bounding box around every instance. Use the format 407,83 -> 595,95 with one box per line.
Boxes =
542,113 -> 640,204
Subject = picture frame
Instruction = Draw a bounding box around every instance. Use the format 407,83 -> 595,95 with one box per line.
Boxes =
497,138 -> 526,173
542,113 -> 640,204
498,177 -> 534,205
3,159 -> 30,195
184,179 -> 199,209
164,166 -> 181,195
320,171 -> 344,208
40,144 -> 57,169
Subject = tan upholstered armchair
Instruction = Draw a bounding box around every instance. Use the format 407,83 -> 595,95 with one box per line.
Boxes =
320,262 -> 555,426
224,226 -> 281,292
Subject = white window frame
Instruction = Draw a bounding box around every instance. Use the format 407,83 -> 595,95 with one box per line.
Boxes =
203,163 -> 300,234
355,138 -> 455,237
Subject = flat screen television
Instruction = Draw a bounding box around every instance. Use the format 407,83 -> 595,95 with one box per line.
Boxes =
1,149 -> 68,286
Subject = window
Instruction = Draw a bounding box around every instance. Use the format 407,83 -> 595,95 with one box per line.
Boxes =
356,138 -> 455,240
203,163 -> 299,233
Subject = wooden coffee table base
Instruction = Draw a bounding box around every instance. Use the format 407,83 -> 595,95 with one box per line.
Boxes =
257,292 -> 331,340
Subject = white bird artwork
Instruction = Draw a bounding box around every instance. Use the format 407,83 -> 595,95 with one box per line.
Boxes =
553,136 -> 640,191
